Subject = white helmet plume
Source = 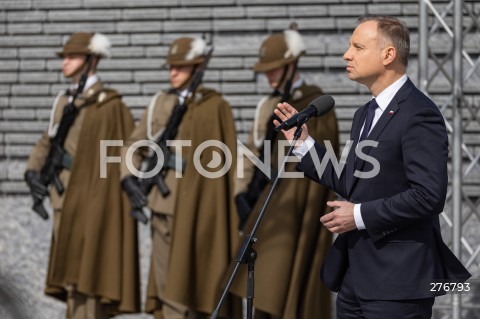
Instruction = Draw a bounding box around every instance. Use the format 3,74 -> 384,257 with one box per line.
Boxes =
186,37 -> 206,61
89,33 -> 111,58
283,29 -> 305,59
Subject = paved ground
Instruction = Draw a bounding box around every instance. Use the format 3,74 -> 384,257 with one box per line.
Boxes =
0,195 -> 152,319
1,195 -> 479,318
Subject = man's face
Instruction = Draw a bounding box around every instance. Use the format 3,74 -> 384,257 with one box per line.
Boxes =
343,21 -> 385,87
62,54 -> 87,79
265,65 -> 286,89
170,65 -> 194,89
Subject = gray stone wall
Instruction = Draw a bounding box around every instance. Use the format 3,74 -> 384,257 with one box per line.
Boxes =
1,0 -> 479,318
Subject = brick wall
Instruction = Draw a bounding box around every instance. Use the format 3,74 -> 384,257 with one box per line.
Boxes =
0,0 -> 412,193
2,0 -> 479,195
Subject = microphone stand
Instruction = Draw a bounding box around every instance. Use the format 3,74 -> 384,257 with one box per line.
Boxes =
210,124 -> 304,319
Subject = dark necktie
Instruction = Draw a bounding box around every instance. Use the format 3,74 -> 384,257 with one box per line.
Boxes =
354,98 -> 379,173
359,98 -> 378,142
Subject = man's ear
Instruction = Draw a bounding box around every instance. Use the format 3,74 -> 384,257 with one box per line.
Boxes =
383,46 -> 396,66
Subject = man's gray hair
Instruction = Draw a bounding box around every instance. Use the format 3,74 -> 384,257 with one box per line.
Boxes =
359,15 -> 410,67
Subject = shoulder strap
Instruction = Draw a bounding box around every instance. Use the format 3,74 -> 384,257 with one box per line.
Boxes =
47,90 -> 67,138
146,91 -> 179,141
156,99 -> 188,145
253,95 -> 281,149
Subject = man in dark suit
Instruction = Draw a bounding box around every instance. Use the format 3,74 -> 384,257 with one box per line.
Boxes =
274,15 -> 470,318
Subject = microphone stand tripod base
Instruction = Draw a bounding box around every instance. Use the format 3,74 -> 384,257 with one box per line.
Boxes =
209,125 -> 303,319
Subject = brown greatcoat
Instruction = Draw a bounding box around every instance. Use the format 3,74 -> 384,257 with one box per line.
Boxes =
121,86 -> 239,317
231,83 -> 339,319
26,81 -> 141,314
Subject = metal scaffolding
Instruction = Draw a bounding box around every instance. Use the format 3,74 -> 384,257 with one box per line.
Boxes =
419,0 -> 480,317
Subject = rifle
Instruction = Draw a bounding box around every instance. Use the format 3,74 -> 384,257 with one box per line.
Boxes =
235,57 -> 299,230
30,57 -> 92,219
130,41 -> 214,224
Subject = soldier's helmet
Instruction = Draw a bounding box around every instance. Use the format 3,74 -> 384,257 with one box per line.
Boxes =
57,32 -> 111,58
166,37 -> 206,66
253,29 -> 305,73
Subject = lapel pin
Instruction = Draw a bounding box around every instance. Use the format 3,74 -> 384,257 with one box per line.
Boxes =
388,110 -> 394,115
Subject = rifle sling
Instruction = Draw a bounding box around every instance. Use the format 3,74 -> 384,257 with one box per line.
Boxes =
150,99 -> 189,174
42,92 -> 93,178
244,61 -> 300,208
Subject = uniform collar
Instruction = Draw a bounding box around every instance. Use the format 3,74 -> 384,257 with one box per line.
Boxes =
70,74 -> 99,94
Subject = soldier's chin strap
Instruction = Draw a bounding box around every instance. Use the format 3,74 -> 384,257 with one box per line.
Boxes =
70,55 -> 94,96
279,59 -> 299,103
272,64 -> 289,98
270,59 -> 299,126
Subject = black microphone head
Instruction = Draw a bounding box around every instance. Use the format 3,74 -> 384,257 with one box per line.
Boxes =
309,95 -> 335,117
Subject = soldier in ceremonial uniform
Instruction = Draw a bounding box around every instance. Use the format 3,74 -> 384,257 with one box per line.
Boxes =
120,37 -> 239,319
24,32 -> 140,318
231,28 -> 339,319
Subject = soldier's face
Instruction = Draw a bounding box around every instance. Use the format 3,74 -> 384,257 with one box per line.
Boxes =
265,66 -> 284,88
62,54 -> 87,79
265,63 -> 295,90
170,65 -> 194,89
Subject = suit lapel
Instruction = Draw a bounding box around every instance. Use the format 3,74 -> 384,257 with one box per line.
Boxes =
364,101 -> 399,143
345,79 -> 414,197
364,78 -> 414,146
348,101 -> 399,194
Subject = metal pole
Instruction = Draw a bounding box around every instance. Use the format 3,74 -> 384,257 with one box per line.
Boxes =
418,0 -> 428,92
452,0 -> 463,318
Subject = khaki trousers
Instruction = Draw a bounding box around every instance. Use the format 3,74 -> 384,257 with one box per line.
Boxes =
54,212 -> 108,319
152,213 -> 208,319
65,285 -> 108,319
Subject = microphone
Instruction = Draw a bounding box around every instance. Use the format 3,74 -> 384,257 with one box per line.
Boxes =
274,95 -> 335,131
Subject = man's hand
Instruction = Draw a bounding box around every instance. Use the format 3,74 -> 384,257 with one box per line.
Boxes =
24,170 -> 48,201
320,200 -> 357,234
273,102 -> 309,145
121,175 -> 147,209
